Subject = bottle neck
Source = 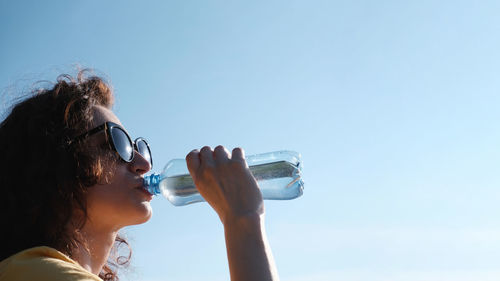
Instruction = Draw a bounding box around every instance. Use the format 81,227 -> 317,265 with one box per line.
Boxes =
143,173 -> 161,195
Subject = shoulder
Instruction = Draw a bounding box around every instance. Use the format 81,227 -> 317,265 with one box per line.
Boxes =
0,246 -> 102,281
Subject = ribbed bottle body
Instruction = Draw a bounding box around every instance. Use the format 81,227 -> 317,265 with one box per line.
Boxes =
144,150 -> 304,206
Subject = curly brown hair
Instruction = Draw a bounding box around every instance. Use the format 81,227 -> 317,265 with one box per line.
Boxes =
0,70 -> 130,280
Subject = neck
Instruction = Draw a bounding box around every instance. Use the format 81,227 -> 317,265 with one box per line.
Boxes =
71,223 -> 118,275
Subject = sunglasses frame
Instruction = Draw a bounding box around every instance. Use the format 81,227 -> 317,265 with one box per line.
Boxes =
69,121 -> 153,168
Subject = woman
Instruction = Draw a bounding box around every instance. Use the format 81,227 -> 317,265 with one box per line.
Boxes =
0,71 -> 279,281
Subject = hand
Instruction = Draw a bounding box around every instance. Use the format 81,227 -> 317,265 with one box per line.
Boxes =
187,146 -> 279,281
186,146 -> 264,225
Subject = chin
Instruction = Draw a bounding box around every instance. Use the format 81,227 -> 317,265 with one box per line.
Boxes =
141,208 -> 153,223
131,203 -> 153,225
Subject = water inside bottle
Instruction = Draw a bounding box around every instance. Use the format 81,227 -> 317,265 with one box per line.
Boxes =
159,160 -> 303,206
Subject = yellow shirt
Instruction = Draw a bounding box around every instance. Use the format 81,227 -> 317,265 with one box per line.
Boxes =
0,246 -> 102,281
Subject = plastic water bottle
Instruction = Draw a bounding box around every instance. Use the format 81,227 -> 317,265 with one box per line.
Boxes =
143,150 -> 304,206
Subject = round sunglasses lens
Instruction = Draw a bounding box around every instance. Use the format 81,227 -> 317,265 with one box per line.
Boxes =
136,139 -> 152,166
110,127 -> 134,162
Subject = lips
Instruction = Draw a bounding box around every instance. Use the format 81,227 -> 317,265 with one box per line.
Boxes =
135,185 -> 154,200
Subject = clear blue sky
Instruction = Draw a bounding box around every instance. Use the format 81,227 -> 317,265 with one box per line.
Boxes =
2,1 -> 500,280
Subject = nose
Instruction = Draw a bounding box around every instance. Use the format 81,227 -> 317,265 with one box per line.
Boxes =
129,150 -> 152,175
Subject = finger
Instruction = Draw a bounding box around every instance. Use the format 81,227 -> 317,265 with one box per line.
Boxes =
214,145 -> 230,164
185,149 -> 200,175
232,147 -> 245,161
200,146 -> 215,167
231,147 -> 248,168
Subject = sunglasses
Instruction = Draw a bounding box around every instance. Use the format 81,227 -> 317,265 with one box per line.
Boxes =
69,121 -> 153,168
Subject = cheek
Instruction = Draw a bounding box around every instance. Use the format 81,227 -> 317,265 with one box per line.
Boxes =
86,185 -> 121,216
86,181 -> 152,227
